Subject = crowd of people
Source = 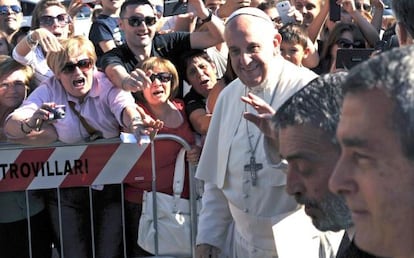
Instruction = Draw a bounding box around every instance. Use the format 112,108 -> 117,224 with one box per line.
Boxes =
0,0 -> 413,257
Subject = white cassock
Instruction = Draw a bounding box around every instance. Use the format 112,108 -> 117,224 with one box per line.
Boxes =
196,56 -> 318,258
273,207 -> 345,258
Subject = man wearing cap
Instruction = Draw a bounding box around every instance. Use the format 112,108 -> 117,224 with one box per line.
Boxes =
195,7 -> 317,258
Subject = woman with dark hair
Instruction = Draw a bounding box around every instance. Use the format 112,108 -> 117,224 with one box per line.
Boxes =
315,22 -> 366,74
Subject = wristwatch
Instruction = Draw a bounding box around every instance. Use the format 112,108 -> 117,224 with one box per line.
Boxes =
26,31 -> 39,48
201,9 -> 213,23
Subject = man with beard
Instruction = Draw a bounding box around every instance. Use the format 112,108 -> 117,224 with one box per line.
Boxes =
244,72 -> 380,257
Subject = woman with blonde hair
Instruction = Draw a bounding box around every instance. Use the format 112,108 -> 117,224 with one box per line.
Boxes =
5,35 -> 161,258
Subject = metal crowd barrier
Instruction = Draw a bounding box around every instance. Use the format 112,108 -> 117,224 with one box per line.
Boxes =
0,134 -> 199,258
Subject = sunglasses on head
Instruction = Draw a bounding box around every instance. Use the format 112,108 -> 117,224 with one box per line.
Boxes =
122,16 -> 157,27
149,72 -> 172,83
39,14 -> 71,27
355,2 -> 371,12
61,59 -> 93,74
0,5 -> 22,15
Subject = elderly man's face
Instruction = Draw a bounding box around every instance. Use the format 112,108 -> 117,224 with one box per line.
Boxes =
280,123 -> 352,231
225,15 -> 279,87
0,0 -> 22,35
330,88 -> 414,257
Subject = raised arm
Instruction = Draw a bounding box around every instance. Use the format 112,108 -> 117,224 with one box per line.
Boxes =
340,0 -> 380,47
188,0 -> 225,49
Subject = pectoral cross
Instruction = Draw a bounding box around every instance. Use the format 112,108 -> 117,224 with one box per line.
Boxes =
244,156 -> 263,186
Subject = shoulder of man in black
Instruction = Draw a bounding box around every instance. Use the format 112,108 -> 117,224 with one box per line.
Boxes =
98,44 -> 137,72
152,31 -> 192,59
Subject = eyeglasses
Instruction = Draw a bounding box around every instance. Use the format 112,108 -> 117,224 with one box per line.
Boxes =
61,59 -> 93,74
0,5 -> 22,15
122,16 -> 157,27
0,81 -> 27,91
39,14 -> 71,27
149,72 -> 172,83
355,2 -> 371,12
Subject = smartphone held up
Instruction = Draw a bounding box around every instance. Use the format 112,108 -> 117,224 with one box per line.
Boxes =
163,0 -> 188,17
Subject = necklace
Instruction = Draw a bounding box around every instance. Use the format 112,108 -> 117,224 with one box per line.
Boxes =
243,69 -> 282,186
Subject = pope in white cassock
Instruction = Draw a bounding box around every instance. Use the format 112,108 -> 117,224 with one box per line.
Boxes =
195,7 -> 318,258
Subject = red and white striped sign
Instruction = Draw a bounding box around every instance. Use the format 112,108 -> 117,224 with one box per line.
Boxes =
0,141 -> 149,192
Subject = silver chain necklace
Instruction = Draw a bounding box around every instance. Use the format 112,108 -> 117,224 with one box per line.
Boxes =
243,76 -> 280,186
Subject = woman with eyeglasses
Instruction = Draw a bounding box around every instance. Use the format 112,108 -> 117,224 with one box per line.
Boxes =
5,35 -> 162,258
12,0 -> 78,88
315,22 -> 366,74
123,56 -> 200,257
0,55 -> 53,258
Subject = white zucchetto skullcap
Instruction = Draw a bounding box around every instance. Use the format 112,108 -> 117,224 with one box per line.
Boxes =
225,7 -> 273,25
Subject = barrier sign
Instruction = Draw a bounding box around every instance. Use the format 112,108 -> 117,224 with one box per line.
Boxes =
0,141 -> 148,192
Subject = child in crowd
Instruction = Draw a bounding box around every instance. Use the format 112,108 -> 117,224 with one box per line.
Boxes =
88,0 -> 125,67
279,23 -> 311,67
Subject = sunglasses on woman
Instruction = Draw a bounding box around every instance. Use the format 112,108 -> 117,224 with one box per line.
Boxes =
355,2 -> 371,12
61,59 -> 93,74
149,72 -> 172,83
122,16 -> 157,27
39,14 -> 71,27
0,5 -> 21,15
336,38 -> 356,49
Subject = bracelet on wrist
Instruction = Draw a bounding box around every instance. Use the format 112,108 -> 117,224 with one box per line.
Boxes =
128,116 -> 144,130
20,120 -> 33,134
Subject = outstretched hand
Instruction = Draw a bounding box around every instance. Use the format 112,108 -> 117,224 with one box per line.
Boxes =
241,93 -> 277,139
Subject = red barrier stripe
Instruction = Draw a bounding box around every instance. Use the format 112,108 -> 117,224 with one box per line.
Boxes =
0,148 -> 55,192
59,143 -> 120,188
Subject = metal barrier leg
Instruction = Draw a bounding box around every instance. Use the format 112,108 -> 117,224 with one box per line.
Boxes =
89,186 -> 96,258
25,190 -> 33,258
121,183 -> 127,258
57,188 -> 65,258
150,141 -> 159,256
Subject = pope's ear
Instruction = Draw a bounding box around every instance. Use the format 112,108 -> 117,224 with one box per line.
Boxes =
273,33 -> 282,48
